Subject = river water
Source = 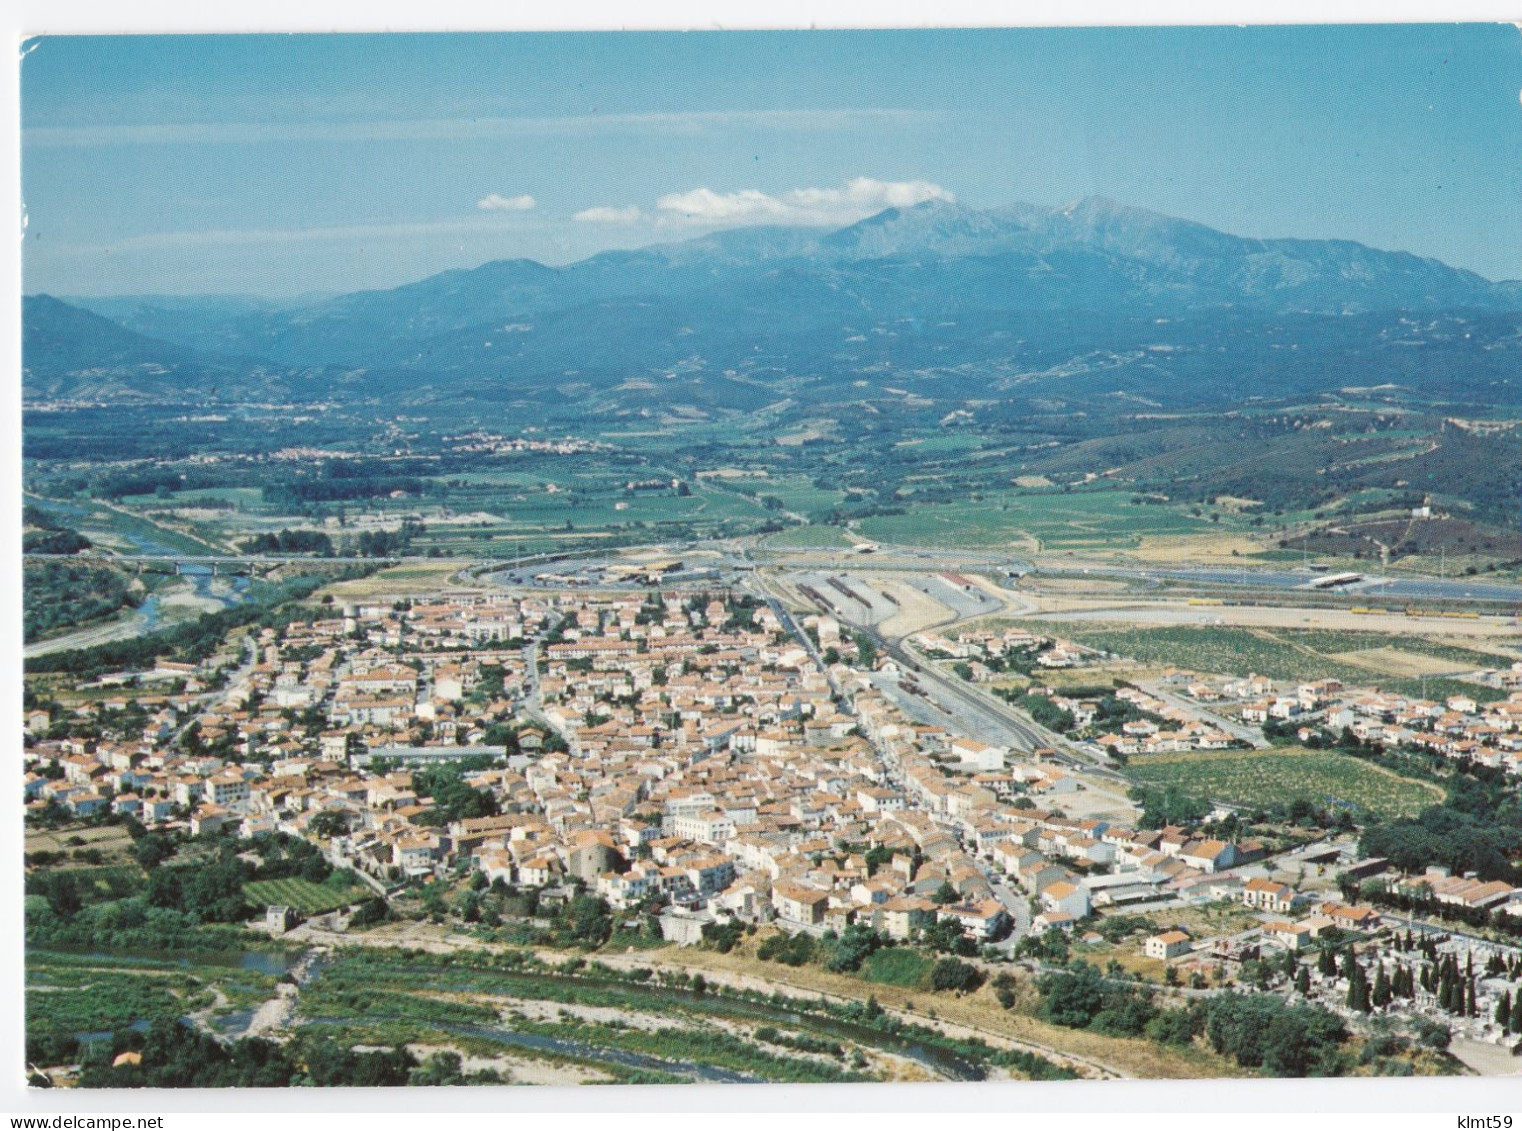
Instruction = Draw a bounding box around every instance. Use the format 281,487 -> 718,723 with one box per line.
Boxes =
317,965 -> 984,1081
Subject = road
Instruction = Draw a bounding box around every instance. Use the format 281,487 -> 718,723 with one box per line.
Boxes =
1040,563 -> 1522,607
1134,679 -> 1270,749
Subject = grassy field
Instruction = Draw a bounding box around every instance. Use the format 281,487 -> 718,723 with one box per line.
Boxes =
859,947 -> 933,988
761,524 -> 855,549
1128,746 -> 1443,819
244,877 -> 367,914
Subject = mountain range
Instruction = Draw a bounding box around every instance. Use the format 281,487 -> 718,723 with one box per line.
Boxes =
26,197 -> 1522,413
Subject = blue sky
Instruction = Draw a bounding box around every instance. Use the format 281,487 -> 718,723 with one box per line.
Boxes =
20,26 -> 1522,296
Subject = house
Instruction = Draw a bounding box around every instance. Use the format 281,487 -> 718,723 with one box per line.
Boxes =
1032,910 -> 1077,933
1177,839 -> 1238,874
1144,930 -> 1193,960
1039,880 -> 1091,919
878,895 -> 939,941
937,899 -> 1011,940
208,772 -> 251,811
1263,920 -> 1314,951
1241,877 -> 1299,914
1319,902 -> 1383,931
772,882 -> 829,926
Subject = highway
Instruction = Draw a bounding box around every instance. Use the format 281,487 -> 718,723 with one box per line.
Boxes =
1039,563 -> 1522,606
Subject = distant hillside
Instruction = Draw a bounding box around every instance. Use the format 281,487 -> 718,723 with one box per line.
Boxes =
22,294 -> 369,403
23,294 -> 222,400
33,198 -> 1522,413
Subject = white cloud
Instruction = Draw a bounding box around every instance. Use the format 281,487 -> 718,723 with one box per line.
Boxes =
652,177 -> 955,228
477,193 -> 536,212
573,205 -> 644,224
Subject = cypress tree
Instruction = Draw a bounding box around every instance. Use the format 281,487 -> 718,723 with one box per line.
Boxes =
1372,963 -> 1391,1008
1496,989 -> 1512,1032
1318,947 -> 1337,977
1295,966 -> 1311,996
1510,990 -> 1522,1034
1341,947 -> 1358,980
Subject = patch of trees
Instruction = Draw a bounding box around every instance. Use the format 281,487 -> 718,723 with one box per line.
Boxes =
74,1019 -> 418,1088
241,529 -> 334,556
355,520 -> 424,558
550,893 -> 614,950
24,528 -> 92,555
929,958 -> 984,994
1200,992 -> 1348,1077
145,851 -> 251,924
1359,782 -> 1522,884
1039,958 -> 1355,1075
1128,785 -> 1211,829
23,561 -> 139,643
1038,961 -> 1161,1038
412,764 -> 500,825
96,469 -> 187,500
261,466 -> 426,506
700,919 -> 747,954
1001,689 -> 1075,732
758,930 -> 817,967
921,917 -> 981,956
820,924 -> 887,973
247,832 -> 336,884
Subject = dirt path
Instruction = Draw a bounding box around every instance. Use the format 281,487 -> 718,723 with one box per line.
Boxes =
24,609 -> 152,658
1450,1038 -> 1522,1076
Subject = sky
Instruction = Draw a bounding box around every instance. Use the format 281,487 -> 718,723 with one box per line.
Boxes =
19,25 -> 1522,297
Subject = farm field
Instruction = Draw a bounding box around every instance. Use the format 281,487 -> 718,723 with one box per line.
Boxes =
858,488 -> 1245,553
25,824 -> 136,866
1127,746 -> 1444,819
105,455 -> 783,560
244,877 -> 368,914
315,561 -> 475,599
1053,622 -> 1515,699
732,473 -> 849,518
